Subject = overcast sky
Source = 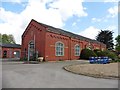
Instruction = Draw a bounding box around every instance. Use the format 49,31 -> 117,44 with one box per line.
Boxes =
0,0 -> 119,44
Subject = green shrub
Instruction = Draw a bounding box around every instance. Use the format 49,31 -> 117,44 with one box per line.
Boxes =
94,49 -> 118,60
94,49 -> 107,57
111,59 -> 120,63
106,51 -> 118,60
100,50 -> 117,60
20,57 -> 28,61
80,48 -> 97,60
102,50 -> 110,55
117,59 -> 120,62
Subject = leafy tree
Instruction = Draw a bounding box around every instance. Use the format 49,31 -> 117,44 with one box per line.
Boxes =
0,33 -> 2,43
8,34 -> 16,44
0,33 -> 16,44
115,35 -> 120,46
2,34 -> 9,44
96,30 -> 114,50
115,35 -> 120,53
115,46 -> 120,53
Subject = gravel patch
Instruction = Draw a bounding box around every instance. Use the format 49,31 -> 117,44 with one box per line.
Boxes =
64,63 -> 119,79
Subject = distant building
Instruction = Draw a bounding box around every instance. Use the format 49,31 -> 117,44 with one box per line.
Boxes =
0,44 -> 21,58
21,19 -> 106,61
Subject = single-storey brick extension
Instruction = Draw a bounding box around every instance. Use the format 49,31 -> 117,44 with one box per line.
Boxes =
21,19 -> 106,61
0,44 -> 21,58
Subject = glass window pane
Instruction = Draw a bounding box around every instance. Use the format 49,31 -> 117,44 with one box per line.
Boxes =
75,45 -> 80,56
56,42 -> 64,56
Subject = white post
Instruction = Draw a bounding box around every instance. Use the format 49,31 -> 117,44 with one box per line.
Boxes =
34,34 -> 35,53
34,34 -> 36,60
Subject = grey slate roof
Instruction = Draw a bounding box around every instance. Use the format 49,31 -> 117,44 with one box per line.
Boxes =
0,44 -> 21,48
32,19 -> 104,45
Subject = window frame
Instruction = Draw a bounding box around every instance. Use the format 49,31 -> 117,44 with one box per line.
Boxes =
74,44 -> 80,56
55,41 -> 64,56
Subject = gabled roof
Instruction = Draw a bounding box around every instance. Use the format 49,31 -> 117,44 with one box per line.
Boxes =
0,44 -> 21,48
28,19 -> 105,45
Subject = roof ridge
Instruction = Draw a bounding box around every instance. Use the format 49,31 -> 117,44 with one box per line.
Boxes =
32,19 -> 105,45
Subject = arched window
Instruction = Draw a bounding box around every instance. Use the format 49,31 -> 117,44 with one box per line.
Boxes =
55,41 -> 64,56
75,44 -> 80,56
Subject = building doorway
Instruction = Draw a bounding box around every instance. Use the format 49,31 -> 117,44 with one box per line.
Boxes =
3,50 -> 7,58
28,40 -> 35,60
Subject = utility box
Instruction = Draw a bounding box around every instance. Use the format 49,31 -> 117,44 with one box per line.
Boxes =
38,57 -> 44,62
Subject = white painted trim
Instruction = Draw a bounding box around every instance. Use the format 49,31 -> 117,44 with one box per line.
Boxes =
74,44 -> 80,56
55,41 -> 64,56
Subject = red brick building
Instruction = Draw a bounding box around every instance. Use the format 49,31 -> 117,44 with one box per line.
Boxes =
21,19 -> 106,61
0,44 -> 21,58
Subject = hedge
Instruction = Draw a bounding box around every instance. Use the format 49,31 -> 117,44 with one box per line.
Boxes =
80,48 -> 97,60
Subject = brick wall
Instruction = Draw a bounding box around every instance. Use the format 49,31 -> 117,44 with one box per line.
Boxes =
21,20 -> 106,61
1,47 -> 21,58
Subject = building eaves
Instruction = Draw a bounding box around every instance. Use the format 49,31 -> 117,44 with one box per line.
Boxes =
32,19 -> 105,45
0,44 -> 21,48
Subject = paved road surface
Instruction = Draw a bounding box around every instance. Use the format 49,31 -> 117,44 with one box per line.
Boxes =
2,60 -> 118,88
0,61 -> 2,89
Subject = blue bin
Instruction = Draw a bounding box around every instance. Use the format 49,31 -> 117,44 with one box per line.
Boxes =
94,57 -> 98,63
105,57 -> 110,64
100,59 -> 104,64
103,59 -> 107,64
97,57 -> 101,64
89,57 -> 95,64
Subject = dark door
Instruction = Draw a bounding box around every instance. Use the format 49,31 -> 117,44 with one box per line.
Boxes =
3,50 -> 7,58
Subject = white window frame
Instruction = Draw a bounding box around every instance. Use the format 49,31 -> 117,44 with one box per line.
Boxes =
55,41 -> 64,56
75,44 -> 80,56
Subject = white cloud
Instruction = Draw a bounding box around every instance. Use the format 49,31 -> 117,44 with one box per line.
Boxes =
72,22 -> 77,26
79,26 -> 101,39
105,25 -> 117,31
0,0 -> 87,44
92,18 -> 101,23
2,0 -> 28,3
91,5 -> 118,24
91,17 -> 109,23
104,0 -> 118,2
79,25 -> 118,43
108,6 -> 118,18
84,0 -> 118,2
48,0 -> 87,21
0,8 -> 25,44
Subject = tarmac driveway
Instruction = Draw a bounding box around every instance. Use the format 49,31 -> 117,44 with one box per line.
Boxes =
2,60 -> 118,88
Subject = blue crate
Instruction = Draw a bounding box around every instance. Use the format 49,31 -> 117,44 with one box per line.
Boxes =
94,57 -> 98,63
89,56 -> 110,64
103,59 -> 107,64
89,57 -> 95,64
